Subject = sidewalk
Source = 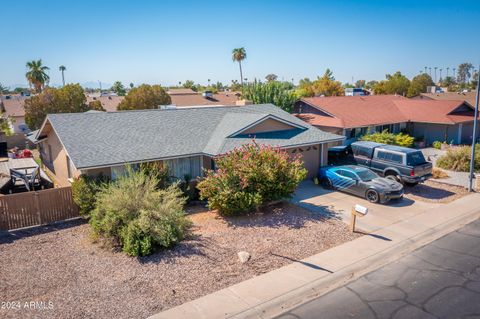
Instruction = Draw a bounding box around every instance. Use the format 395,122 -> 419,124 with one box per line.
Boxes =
149,193 -> 480,319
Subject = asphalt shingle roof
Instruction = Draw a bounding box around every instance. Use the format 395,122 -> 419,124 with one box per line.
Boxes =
42,104 -> 343,169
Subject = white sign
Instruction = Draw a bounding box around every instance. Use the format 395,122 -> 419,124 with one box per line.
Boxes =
355,204 -> 368,216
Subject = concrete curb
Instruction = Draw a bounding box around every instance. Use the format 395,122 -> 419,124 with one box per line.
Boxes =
232,204 -> 480,319
149,194 -> 480,319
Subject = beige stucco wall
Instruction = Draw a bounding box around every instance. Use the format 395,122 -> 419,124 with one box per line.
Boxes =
40,129 -> 80,187
242,118 -> 295,135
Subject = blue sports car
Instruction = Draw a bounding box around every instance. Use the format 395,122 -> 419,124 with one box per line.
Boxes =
318,165 -> 404,203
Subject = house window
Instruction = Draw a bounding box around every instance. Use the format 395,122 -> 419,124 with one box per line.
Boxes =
165,156 -> 201,180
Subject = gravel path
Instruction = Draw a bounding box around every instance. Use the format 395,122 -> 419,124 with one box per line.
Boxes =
0,203 -> 359,319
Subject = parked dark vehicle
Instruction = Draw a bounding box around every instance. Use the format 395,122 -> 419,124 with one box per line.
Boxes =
350,141 -> 432,185
327,145 -> 353,165
318,165 -> 404,203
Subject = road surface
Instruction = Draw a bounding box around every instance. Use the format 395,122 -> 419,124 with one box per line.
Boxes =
276,219 -> 480,319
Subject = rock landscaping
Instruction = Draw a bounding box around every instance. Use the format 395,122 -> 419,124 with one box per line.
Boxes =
0,202 -> 359,319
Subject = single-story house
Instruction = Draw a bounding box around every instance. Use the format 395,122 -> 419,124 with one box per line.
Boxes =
413,91 -> 477,107
167,88 -> 242,107
32,104 -> 344,186
0,94 -> 31,148
294,95 -> 479,145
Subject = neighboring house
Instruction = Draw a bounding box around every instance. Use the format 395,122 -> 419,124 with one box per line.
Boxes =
86,95 -> 125,112
0,94 -> 30,134
32,104 -> 344,186
0,94 -> 31,148
414,91 -> 477,107
294,95 -> 479,145
168,88 -> 241,107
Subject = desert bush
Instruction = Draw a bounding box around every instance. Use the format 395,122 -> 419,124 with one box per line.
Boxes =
432,167 -> 449,179
197,143 -> 307,216
432,141 -> 442,150
72,175 -> 108,215
89,168 -> 191,256
436,145 -> 480,172
360,130 -> 414,147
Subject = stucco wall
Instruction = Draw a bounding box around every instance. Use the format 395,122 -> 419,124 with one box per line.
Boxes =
40,129 -> 80,186
242,118 -> 295,134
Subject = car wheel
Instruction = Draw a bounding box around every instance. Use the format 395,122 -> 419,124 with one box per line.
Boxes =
321,178 -> 334,190
366,189 -> 380,203
385,174 -> 401,183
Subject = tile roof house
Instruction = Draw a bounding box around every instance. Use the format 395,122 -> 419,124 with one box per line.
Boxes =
294,95 -> 479,146
33,104 -> 344,186
167,89 -> 241,107
414,91 -> 478,107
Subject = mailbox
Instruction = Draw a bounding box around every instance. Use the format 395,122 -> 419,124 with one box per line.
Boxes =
354,204 -> 368,216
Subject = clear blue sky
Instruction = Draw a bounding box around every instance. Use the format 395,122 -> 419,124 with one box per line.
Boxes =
2,0 -> 479,88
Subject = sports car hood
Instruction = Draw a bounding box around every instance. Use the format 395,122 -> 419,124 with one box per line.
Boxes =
367,178 -> 403,191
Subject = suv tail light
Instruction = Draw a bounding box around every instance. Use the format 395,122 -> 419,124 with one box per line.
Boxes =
410,169 -> 415,177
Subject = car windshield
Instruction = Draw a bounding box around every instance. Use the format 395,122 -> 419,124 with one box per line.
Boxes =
407,152 -> 426,166
356,169 -> 378,182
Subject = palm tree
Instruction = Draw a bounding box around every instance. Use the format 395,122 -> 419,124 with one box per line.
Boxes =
232,47 -> 247,87
446,67 -> 450,77
26,59 -> 50,93
434,67 -> 438,83
59,65 -> 66,86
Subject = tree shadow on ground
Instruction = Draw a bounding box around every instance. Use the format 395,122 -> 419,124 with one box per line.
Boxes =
404,183 -> 455,200
0,218 -> 85,245
221,202 -> 341,230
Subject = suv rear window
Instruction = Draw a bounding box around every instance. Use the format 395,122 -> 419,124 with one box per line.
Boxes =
377,151 -> 403,164
407,152 -> 426,166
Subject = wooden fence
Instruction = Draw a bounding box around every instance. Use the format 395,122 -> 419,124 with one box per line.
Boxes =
0,187 -> 79,231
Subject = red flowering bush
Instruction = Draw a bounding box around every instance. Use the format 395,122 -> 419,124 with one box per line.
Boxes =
197,143 -> 307,216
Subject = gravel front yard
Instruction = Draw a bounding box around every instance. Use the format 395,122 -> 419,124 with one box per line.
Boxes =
0,202 -> 359,319
404,179 -> 469,203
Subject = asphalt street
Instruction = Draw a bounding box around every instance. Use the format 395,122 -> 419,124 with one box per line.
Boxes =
276,218 -> 480,319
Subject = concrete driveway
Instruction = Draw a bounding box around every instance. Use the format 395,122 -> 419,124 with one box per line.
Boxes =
292,181 -> 440,233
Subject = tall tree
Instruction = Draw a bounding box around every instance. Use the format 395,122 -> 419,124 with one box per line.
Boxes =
355,79 -> 366,88
243,80 -> 297,113
110,81 -> 126,96
24,84 -> 90,130
407,73 -> 434,97
232,47 -> 247,87
311,69 -> 344,96
117,84 -> 171,110
59,65 -> 66,86
457,62 -> 474,84
374,72 -> 410,96
25,59 -> 50,93
265,74 -> 278,82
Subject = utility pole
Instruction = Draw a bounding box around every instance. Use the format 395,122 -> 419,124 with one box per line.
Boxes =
468,68 -> 480,192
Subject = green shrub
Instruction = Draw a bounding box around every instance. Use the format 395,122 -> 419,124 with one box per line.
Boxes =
197,143 -> 307,216
436,145 -> 480,172
72,175 -> 107,215
89,168 -> 191,256
432,141 -> 442,150
360,130 -> 414,147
